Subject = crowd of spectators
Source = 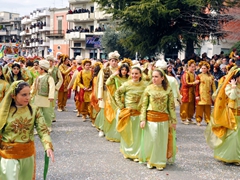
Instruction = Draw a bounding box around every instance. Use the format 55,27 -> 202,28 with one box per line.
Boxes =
67,8 -> 90,14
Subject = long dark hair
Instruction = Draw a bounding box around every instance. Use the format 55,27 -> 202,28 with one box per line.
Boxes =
119,64 -> 130,78
233,70 -> 240,81
0,65 -> 5,80
11,63 -> 23,83
11,82 -> 32,116
131,67 -> 142,81
153,69 -> 168,90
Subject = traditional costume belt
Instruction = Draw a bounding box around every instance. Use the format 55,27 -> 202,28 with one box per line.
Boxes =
0,141 -> 35,159
117,108 -> 141,132
232,109 -> 240,116
147,110 -> 169,122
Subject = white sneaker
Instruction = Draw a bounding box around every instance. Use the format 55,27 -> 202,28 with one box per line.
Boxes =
157,167 -> 163,171
98,131 -> 104,137
73,109 -> 78,112
197,122 -> 201,126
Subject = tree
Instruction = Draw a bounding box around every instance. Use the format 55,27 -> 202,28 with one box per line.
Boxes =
94,0 -> 238,58
101,25 -> 134,58
230,41 -> 240,55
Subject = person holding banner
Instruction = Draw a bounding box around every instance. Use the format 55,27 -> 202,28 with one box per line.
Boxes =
140,69 -> 177,170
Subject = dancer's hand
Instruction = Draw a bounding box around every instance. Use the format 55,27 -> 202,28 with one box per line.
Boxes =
140,121 -> 146,129
171,124 -> 176,130
46,149 -> 55,163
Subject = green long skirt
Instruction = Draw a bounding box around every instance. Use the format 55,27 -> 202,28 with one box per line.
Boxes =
94,108 -> 105,131
140,121 -> 169,168
120,115 -> 141,160
214,118 -> 240,163
0,156 -> 34,180
104,109 -> 121,142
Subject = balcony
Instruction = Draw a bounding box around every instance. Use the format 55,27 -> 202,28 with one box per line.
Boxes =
39,26 -> 50,32
10,30 -> 21,36
66,13 -> 93,22
0,30 -> 9,36
46,30 -> 64,38
39,41 -> 50,46
66,32 -> 88,40
21,17 -> 30,24
68,0 -> 91,4
39,9 -> 50,17
31,28 -> 36,34
20,31 -> 26,36
94,11 -> 112,20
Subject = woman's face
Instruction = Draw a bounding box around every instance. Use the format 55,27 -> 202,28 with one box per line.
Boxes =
64,59 -> 69,65
12,66 -> 20,75
13,86 -> 31,107
121,67 -> 128,76
201,65 -> 208,74
84,63 -> 91,70
167,66 -> 172,72
131,69 -> 141,82
33,63 -> 39,70
152,71 -> 164,85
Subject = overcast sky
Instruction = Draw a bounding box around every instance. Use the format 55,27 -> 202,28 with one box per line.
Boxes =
0,0 -> 68,16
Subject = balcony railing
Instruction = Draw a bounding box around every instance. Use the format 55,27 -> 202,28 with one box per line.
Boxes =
10,30 -> 21,36
0,30 -> 9,36
46,30 -> 64,38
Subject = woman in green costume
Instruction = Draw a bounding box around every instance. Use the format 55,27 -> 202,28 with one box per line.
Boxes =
0,81 -> 54,180
140,69 -> 177,170
115,67 -> 147,161
104,63 -> 130,142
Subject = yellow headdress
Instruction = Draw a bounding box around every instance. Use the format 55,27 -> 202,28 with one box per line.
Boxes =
121,58 -> 133,67
199,61 -> 210,69
82,59 -> 91,66
15,56 -> 26,63
93,61 -> 103,69
187,59 -> 195,67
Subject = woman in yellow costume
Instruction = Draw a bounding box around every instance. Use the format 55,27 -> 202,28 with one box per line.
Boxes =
73,59 -> 93,121
90,61 -> 102,126
5,63 -> 29,85
195,62 -> 216,126
140,69 -> 177,170
104,59 -> 131,142
205,68 -> 240,165
0,65 -> 9,103
115,67 -> 147,161
58,54 -> 74,111
0,81 -> 54,180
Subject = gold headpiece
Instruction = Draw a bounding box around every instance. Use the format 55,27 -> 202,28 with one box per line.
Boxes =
121,58 -> 133,67
188,59 -> 195,66
82,59 -> 91,66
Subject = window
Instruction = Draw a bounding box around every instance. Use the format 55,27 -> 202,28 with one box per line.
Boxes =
90,6 -> 94,13
74,43 -> 81,47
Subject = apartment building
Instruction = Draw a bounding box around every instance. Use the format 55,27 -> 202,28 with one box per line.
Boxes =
0,11 -> 21,46
20,8 -> 51,57
47,7 -> 69,58
66,0 -> 111,59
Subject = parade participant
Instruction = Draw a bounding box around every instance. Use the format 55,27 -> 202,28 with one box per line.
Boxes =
29,60 -> 40,82
195,62 -> 216,126
205,68 -> 240,165
18,56 -> 33,86
155,59 -> 182,107
180,60 -> 199,125
67,55 -> 83,113
0,81 -> 54,180
5,63 -> 29,85
46,55 -> 63,122
57,54 -> 73,112
0,65 -> 9,103
115,67 -> 147,161
73,59 -> 93,120
32,60 -> 55,132
95,51 -> 119,137
90,61 -> 102,126
140,69 -> 177,170
104,60 -> 131,142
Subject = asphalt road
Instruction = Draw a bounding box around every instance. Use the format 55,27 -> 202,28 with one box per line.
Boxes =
34,98 -> 240,180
